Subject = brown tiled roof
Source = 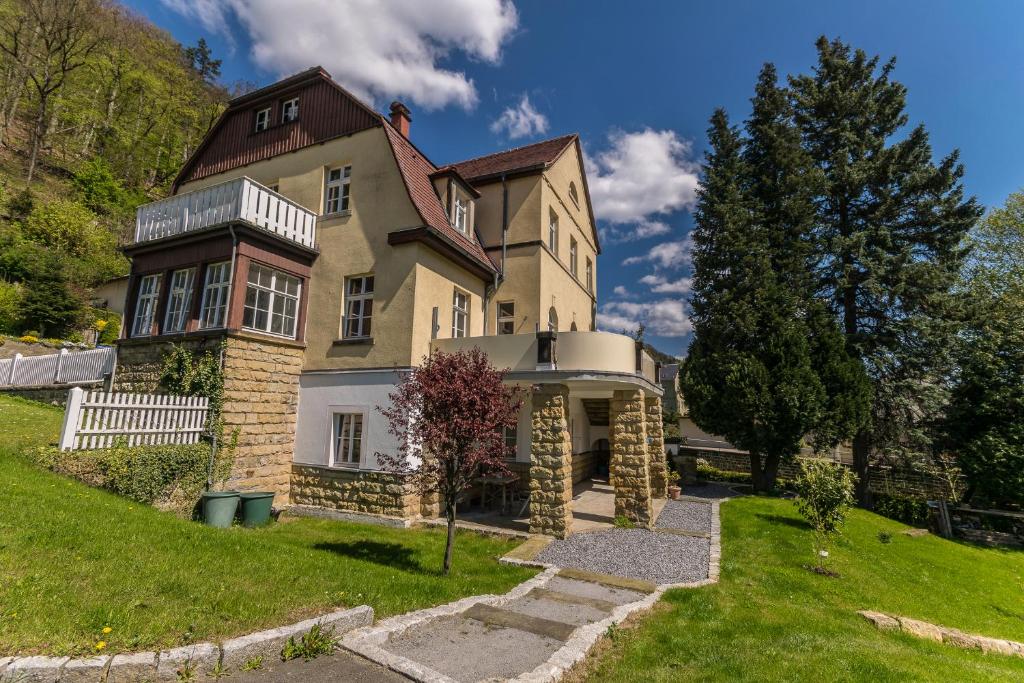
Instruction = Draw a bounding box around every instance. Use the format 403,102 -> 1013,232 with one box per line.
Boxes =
448,134 -> 577,182
380,119 -> 496,274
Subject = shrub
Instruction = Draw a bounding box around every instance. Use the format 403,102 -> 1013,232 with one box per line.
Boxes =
872,493 -> 930,527
18,335 -> 39,344
795,459 -> 857,571
0,280 -> 21,333
88,308 -> 121,345
33,441 -> 231,515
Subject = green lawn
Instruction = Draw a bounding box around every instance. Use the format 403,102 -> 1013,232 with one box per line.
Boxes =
576,495 -> 1024,682
0,396 -> 535,656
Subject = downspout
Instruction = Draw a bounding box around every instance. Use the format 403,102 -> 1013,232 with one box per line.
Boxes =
500,173 -> 509,279
224,223 -> 240,346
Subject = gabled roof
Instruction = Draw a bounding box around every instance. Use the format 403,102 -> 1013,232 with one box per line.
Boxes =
380,119 -> 496,276
448,134 -> 578,183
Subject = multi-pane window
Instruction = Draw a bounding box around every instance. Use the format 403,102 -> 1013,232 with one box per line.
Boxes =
332,413 -> 363,467
131,274 -> 162,337
324,165 -> 351,214
343,275 -> 374,338
281,97 -> 299,122
585,257 -> 594,293
199,262 -> 231,329
452,289 -> 468,338
548,209 -> 558,254
503,425 -> 517,460
496,301 -> 515,335
453,195 -> 468,235
242,263 -> 301,338
254,107 -> 270,132
570,237 -> 579,278
163,268 -> 195,334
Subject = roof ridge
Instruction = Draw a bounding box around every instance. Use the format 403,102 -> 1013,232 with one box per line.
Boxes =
447,133 -> 577,167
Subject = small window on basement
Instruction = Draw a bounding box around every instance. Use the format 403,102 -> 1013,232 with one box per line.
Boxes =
254,107 -> 270,132
496,301 -> 515,335
332,412 -> 363,467
503,425 -> 518,460
281,97 -> 299,123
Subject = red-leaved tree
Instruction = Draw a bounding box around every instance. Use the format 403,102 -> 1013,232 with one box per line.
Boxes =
378,348 -> 522,574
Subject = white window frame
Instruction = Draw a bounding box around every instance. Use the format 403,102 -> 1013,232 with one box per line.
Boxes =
131,274 -> 162,338
452,289 -> 469,338
548,209 -> 558,254
242,263 -> 301,339
343,275 -> 374,339
199,262 -> 231,330
496,300 -> 515,335
254,107 -> 270,132
281,97 -> 299,123
324,165 -> 351,214
330,409 -> 365,468
453,195 -> 469,235
570,237 -> 578,278
585,257 -> 594,293
503,424 -> 518,460
163,268 -> 195,334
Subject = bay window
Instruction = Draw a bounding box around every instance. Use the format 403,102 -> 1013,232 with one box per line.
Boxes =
242,263 -> 301,338
131,274 -> 162,337
163,268 -> 195,333
199,262 -> 231,329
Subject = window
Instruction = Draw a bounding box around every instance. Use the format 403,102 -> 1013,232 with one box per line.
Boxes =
585,257 -> 594,293
548,307 -> 558,332
503,425 -> 517,460
163,268 -> 195,333
254,107 -> 270,132
452,289 -> 468,338
281,97 -> 299,122
453,195 -> 468,235
199,262 -> 231,329
569,181 -> 579,207
324,165 -> 351,214
242,263 -> 301,338
496,301 -> 515,335
131,274 -> 162,337
332,413 -> 363,467
570,237 -> 578,278
343,275 -> 374,338
548,208 -> 558,254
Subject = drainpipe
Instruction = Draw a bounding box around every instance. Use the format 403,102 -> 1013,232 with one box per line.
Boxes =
500,173 -> 509,279
223,224 -> 240,349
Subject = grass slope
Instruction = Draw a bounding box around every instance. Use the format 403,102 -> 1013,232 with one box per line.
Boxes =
0,396 -> 535,656
576,495 -> 1024,682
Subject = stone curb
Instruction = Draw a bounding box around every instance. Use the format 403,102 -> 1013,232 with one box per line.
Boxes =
858,610 -> 1024,658
0,605 -> 373,683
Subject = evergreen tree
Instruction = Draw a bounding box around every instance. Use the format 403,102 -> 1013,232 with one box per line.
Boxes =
789,37 -> 982,504
18,255 -> 82,336
184,37 -> 221,83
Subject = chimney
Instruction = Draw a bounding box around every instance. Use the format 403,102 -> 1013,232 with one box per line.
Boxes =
389,101 -> 411,137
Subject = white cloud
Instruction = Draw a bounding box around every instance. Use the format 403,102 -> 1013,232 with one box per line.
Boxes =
596,299 -> 692,337
586,128 -> 699,242
490,94 -> 548,139
622,236 -> 693,269
162,0 -> 519,110
612,285 -> 631,298
639,274 -> 692,294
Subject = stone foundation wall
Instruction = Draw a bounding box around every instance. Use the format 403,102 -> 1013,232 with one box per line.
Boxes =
114,337 -> 223,393
0,381 -> 102,406
291,464 -> 421,518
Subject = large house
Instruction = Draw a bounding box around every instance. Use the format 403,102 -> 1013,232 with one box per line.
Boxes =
115,67 -> 667,538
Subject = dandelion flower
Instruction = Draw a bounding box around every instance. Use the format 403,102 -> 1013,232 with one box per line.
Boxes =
95,641 -> 107,650
102,626 -> 112,634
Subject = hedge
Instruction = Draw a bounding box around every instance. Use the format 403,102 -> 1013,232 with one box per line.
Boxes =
872,492 -> 931,527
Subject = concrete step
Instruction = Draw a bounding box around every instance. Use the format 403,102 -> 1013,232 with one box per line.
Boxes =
463,603 -> 576,641
499,589 -> 612,628
543,575 -> 649,607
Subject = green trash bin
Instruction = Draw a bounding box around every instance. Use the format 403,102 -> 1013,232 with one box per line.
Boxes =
201,491 -> 240,528
239,492 -> 275,527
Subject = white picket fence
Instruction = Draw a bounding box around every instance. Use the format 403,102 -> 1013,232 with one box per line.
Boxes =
59,387 -> 210,451
0,347 -> 116,387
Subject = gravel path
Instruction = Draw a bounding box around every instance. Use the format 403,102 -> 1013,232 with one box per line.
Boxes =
535,528 -> 710,584
656,499 -> 712,533
678,482 -> 741,499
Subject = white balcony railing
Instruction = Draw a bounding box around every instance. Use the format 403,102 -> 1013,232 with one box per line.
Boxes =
134,177 -> 317,249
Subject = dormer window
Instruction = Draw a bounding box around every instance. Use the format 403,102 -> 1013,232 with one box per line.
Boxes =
281,97 -> 299,123
453,196 -> 468,235
254,107 -> 270,132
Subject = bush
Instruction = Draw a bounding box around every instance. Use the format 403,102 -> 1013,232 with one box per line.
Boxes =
18,335 -> 39,344
795,460 -> 857,570
87,308 -> 121,345
873,493 -> 930,527
0,280 -> 21,333
33,441 -> 229,515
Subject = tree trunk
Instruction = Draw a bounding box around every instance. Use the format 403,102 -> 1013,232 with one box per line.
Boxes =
852,430 -> 872,507
750,451 -> 782,493
443,497 -> 456,575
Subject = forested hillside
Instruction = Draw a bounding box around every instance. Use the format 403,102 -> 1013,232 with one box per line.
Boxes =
0,0 -> 232,338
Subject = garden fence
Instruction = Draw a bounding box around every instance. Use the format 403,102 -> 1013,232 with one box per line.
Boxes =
59,387 -> 210,451
0,347 -> 116,387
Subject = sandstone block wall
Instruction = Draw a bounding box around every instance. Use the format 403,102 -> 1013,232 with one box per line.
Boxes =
291,464 -> 421,517
114,337 -> 222,393
611,389 -> 653,528
529,384 -> 573,538
645,396 -> 668,498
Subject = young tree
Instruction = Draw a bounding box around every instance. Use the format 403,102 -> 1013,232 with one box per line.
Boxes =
794,459 -> 856,573
945,190 -> 1024,507
789,37 -> 982,504
378,349 -> 522,574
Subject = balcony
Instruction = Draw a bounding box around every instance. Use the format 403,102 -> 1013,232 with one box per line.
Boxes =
134,177 -> 317,250
431,330 -> 660,388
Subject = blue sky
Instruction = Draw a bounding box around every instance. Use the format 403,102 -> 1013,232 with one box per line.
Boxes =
128,0 -> 1024,356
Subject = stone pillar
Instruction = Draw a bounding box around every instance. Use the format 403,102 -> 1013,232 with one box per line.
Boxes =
646,395 -> 668,498
610,388 -> 653,528
529,384 -> 573,538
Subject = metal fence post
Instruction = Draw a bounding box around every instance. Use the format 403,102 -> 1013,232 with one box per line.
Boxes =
59,387 -> 85,451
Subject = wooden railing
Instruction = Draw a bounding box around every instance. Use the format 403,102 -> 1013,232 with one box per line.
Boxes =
134,177 -> 317,249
